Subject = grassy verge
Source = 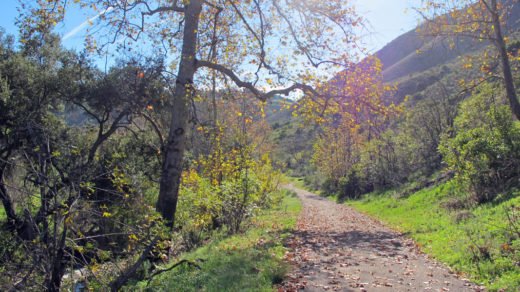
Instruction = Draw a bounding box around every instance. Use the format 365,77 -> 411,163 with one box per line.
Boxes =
133,190 -> 301,292
346,181 -> 520,291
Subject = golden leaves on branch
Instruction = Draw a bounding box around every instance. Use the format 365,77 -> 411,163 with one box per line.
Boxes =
297,56 -> 401,129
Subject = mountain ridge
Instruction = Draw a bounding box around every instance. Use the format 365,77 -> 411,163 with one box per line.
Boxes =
375,1 -> 520,84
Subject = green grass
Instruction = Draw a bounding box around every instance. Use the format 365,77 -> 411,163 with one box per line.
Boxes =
133,191 -> 301,292
346,181 -> 520,291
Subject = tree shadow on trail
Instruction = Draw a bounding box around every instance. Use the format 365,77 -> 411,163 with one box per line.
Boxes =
299,193 -> 329,202
291,229 -> 404,255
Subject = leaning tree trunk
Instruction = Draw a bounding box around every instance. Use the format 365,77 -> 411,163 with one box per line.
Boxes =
491,0 -> 520,120
157,0 -> 203,227
0,177 -> 18,228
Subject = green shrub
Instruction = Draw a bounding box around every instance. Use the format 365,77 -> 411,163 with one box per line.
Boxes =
439,83 -> 520,203
320,177 -> 340,196
337,171 -> 369,200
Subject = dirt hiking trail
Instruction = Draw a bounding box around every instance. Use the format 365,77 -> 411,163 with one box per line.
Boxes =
279,184 -> 484,292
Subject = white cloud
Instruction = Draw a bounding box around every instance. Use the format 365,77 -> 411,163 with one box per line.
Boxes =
62,6 -> 114,41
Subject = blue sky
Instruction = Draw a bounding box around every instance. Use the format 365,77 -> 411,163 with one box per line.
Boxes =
0,0 -> 422,54
355,0 -> 423,52
0,0 -> 101,50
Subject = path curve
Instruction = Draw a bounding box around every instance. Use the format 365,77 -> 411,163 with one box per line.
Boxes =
280,184 -> 483,292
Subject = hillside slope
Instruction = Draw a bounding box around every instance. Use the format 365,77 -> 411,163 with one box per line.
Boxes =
270,1 -> 520,178
376,1 -> 520,84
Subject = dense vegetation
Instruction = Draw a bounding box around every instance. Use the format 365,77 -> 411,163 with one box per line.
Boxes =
0,29 -> 285,290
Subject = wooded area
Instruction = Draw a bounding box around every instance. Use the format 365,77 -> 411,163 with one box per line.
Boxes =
0,0 -> 519,291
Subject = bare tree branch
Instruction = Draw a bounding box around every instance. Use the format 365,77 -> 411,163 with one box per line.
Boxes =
196,60 -> 320,101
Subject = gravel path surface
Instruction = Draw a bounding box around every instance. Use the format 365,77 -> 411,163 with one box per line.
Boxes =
279,184 -> 484,292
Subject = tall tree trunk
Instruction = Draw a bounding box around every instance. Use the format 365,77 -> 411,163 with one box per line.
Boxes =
47,226 -> 67,292
157,1 -> 203,226
490,0 -> 520,120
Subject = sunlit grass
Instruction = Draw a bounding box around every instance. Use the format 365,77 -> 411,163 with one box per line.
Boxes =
347,181 -> 520,291
132,191 -> 301,291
